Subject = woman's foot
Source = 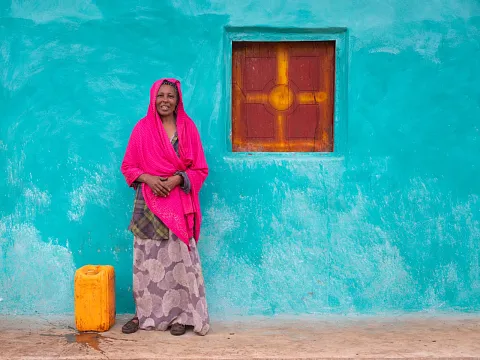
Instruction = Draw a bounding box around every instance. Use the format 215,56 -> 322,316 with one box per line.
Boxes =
170,323 -> 186,336
122,317 -> 139,334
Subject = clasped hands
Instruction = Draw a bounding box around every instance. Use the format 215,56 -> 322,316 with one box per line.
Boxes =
144,174 -> 182,197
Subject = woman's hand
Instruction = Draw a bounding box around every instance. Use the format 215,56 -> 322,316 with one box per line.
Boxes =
145,175 -> 170,197
158,175 -> 183,196
138,174 -> 182,197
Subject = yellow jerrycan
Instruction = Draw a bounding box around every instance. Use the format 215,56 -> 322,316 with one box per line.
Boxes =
74,265 -> 115,332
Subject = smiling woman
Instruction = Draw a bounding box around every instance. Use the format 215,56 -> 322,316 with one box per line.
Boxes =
155,81 -> 179,143
120,79 -> 210,336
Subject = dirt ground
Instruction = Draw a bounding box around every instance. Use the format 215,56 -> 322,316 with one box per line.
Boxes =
1,314 -> 480,359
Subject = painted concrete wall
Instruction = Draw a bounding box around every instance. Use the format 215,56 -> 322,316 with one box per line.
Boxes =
1,0 -> 479,316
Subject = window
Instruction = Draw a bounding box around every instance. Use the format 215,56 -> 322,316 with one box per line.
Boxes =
232,41 -> 335,152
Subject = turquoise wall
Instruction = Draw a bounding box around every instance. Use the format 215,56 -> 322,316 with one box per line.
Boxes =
1,0 -> 480,316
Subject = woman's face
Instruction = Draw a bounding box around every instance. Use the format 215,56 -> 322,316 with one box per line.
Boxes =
156,84 -> 178,117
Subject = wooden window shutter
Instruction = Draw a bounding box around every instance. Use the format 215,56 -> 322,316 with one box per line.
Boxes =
232,41 -> 335,152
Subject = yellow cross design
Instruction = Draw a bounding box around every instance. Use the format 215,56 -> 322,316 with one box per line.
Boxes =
242,45 -> 328,143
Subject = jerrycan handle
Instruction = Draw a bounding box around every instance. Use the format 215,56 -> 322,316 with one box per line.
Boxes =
83,265 -> 101,276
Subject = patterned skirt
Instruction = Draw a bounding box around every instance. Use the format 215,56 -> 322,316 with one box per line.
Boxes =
132,231 -> 210,335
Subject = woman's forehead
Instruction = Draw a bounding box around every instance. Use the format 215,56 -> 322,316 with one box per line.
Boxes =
157,84 -> 177,94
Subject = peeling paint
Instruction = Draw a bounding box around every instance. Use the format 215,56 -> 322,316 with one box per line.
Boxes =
67,165 -> 113,222
0,222 -> 75,314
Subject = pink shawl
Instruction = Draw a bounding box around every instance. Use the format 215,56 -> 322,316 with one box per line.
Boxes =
121,78 -> 208,247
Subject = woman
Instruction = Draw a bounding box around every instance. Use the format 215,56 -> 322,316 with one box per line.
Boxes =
120,78 -> 209,336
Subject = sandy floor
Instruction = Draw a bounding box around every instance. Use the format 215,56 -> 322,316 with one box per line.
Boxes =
1,314 -> 480,359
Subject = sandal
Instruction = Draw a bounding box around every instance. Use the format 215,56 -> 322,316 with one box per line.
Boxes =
122,317 -> 139,334
170,323 -> 186,336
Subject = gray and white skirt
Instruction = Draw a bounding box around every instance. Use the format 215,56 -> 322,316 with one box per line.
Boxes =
132,231 -> 210,335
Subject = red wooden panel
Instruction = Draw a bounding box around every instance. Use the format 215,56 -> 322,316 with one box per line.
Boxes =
244,57 -> 276,91
289,56 -> 319,91
245,42 -> 276,57
246,104 -> 275,138
232,41 -> 335,152
287,105 -> 318,139
316,42 -> 335,152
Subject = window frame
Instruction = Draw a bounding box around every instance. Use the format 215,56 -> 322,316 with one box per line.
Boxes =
223,27 -> 348,159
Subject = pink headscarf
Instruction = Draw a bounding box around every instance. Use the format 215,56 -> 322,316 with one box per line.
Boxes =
121,78 -> 208,247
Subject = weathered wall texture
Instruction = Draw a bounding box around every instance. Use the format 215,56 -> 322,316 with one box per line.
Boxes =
1,0 -> 479,316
